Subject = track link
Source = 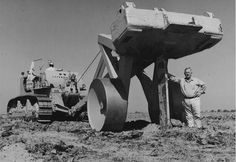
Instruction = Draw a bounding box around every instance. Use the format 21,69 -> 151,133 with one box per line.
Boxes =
37,95 -> 53,122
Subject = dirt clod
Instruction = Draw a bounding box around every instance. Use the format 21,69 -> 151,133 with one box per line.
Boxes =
1,130 -> 13,137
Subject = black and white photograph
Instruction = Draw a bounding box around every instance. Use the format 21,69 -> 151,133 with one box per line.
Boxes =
0,0 -> 235,161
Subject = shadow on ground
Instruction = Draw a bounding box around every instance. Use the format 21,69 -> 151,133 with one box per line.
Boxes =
123,120 -> 150,131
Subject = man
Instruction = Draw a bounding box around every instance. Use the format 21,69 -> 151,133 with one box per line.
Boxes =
168,67 -> 206,128
46,61 -> 63,71
46,62 -> 56,71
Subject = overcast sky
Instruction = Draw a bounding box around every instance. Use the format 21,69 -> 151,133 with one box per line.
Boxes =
0,0 -> 235,114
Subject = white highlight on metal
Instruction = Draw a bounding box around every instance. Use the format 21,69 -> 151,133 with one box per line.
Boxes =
87,88 -> 106,130
99,45 -> 118,78
93,57 -> 105,79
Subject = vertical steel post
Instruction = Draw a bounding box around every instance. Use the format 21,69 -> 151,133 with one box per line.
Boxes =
153,56 -> 171,128
118,55 -> 134,99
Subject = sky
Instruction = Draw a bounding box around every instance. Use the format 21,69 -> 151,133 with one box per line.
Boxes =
0,0 -> 235,114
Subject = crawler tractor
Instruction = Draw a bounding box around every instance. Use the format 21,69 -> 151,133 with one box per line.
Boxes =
7,60 -> 87,122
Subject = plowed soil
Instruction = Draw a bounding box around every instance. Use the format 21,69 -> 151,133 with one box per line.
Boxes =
0,111 -> 235,162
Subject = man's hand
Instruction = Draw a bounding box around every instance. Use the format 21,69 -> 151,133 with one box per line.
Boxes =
168,73 -> 181,83
167,73 -> 175,79
194,91 -> 202,97
194,84 -> 206,97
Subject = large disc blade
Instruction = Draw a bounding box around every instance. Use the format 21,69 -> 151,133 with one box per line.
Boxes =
88,78 -> 128,132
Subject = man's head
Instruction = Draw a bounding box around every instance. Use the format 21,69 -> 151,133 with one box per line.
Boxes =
184,67 -> 192,79
49,62 -> 54,67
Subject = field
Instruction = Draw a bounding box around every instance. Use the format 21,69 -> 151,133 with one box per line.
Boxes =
0,111 -> 235,162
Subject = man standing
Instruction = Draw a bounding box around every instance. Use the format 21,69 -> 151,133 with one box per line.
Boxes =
168,67 -> 206,128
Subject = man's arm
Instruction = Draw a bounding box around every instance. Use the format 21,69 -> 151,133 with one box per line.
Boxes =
168,73 -> 181,83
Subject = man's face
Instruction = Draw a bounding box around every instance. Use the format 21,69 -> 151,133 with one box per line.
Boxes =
184,69 -> 192,79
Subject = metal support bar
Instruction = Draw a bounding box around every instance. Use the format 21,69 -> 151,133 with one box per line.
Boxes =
136,71 -> 159,123
93,56 -> 106,79
153,56 -> 171,128
99,45 -> 118,78
118,55 -> 134,99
